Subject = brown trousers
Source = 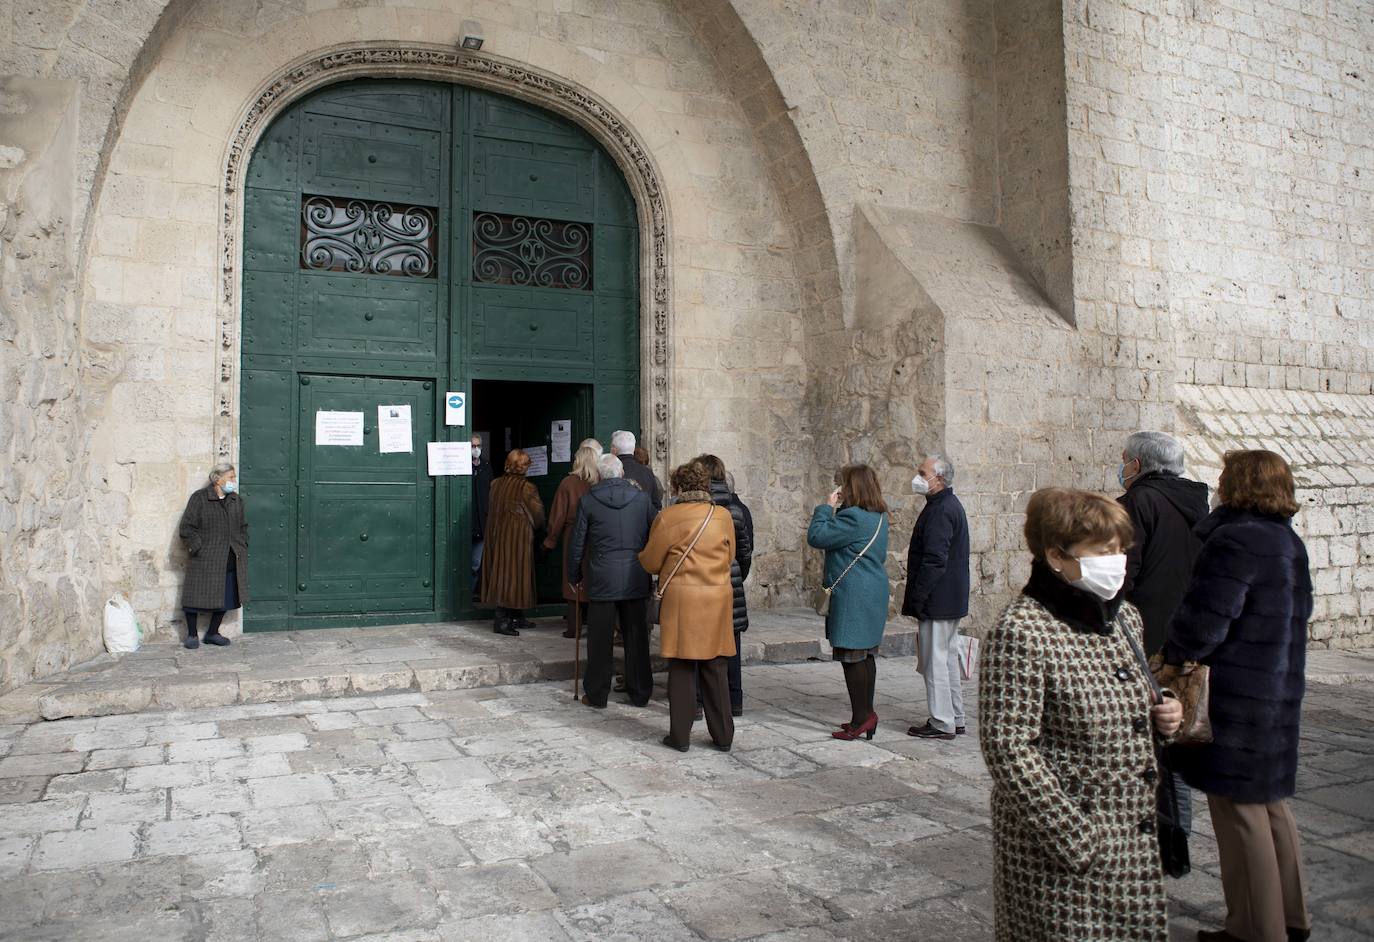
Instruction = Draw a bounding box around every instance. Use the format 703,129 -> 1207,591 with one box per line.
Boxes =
1207,794 -> 1310,942
667,657 -> 733,749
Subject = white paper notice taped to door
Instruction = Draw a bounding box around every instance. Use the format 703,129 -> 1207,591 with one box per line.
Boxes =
525,445 -> 548,477
377,404 -> 413,454
427,441 -> 472,476
550,420 -> 572,463
315,411 -> 364,447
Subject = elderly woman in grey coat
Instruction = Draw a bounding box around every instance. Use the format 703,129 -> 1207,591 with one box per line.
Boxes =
178,463 -> 249,649
980,487 -> 1182,941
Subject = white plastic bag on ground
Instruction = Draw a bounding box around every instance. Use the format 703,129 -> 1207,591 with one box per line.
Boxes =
103,594 -> 143,654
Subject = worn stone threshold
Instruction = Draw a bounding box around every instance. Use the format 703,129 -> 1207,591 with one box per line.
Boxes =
0,609 -> 917,724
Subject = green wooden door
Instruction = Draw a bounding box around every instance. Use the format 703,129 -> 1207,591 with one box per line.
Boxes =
240,80 -> 639,630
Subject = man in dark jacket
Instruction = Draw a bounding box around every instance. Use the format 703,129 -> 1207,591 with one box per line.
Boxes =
1116,430 -> 1210,877
610,429 -> 663,511
1116,431 -> 1210,655
698,454 -> 754,716
470,433 -> 492,596
569,453 -> 658,708
901,454 -> 970,741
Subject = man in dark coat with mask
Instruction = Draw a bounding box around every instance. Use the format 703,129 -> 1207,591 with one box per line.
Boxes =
1116,429 -> 1210,878
470,433 -> 492,596
1116,431 -> 1211,655
569,453 -> 658,708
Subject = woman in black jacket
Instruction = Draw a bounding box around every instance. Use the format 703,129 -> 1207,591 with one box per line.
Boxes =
1165,450 -> 1312,942
695,454 -> 754,717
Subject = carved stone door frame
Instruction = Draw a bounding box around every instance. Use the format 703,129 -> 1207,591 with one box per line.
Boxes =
216,42 -> 671,474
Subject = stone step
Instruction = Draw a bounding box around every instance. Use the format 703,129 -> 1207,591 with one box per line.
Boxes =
0,610 -> 917,724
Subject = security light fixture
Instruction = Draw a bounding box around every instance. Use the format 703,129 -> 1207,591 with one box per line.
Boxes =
460,20 -> 484,51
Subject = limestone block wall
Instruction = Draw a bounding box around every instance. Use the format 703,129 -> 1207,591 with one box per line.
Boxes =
0,78 -> 109,690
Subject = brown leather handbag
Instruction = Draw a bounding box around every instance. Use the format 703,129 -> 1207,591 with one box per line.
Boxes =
1148,655 -> 1213,745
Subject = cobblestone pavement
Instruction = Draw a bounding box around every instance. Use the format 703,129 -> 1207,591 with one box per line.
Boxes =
1,656 -> 1372,941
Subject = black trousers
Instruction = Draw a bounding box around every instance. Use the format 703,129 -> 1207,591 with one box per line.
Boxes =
585,599 -> 651,706
669,657 -> 733,748
698,630 -> 744,712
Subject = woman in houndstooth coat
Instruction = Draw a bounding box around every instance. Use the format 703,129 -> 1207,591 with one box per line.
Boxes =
979,488 -> 1183,942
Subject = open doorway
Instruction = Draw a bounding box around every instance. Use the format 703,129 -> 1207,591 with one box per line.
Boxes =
471,379 -> 594,609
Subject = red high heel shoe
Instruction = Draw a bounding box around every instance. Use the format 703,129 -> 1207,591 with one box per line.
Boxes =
832,713 -> 878,740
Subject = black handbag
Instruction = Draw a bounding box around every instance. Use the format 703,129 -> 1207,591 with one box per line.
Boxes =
1123,623 -> 1192,878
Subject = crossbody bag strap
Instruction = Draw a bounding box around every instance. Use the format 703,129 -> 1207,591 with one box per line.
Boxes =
656,506 -> 715,600
824,514 -> 885,592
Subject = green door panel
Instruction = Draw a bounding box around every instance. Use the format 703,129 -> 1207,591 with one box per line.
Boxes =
242,272 -> 295,354
295,375 -> 434,614
468,91 -> 589,147
595,152 -> 637,225
594,296 -> 639,383
302,113 -> 443,205
593,383 -> 641,445
304,81 -> 447,130
239,369 -> 293,479
244,483 -> 291,600
593,225 -> 637,297
468,287 -> 593,368
298,273 -> 439,359
246,112 -> 300,191
470,138 -> 596,219
242,188 -> 300,272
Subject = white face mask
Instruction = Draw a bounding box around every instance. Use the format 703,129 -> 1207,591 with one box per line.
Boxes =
911,474 -> 930,496
471,446 -> 482,460
1070,553 -> 1127,600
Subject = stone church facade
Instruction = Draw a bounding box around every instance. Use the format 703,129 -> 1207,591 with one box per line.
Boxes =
1,0 -> 1370,691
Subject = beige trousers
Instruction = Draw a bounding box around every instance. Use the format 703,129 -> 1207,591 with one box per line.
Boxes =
1207,794 -> 1310,942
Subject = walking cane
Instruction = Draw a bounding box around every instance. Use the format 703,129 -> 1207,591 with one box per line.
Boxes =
571,595 -> 582,700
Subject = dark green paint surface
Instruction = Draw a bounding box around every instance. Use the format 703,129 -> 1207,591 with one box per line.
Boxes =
240,80 -> 640,631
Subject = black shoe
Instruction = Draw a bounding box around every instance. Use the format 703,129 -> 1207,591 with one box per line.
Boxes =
661,735 -> 689,753
183,635 -> 200,650
494,619 -> 519,636
907,721 -> 955,740
955,725 -> 967,735
512,618 -> 535,631
1197,930 -> 1242,942
613,676 -> 627,692
731,707 -> 743,717
580,694 -> 606,710
202,633 -> 231,647
620,698 -> 649,708
713,742 -> 732,752
1288,930 -> 1311,942
562,627 -> 576,639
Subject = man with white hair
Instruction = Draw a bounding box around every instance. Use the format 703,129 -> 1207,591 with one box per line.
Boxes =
902,453 -> 970,741
1117,430 -> 1210,880
567,453 -> 658,708
1116,431 -> 1210,655
610,430 -> 663,511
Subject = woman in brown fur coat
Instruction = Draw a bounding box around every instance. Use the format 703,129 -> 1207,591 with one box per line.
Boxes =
481,449 -> 545,636
979,488 -> 1182,942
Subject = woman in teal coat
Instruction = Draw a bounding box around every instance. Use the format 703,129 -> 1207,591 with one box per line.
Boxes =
807,464 -> 890,741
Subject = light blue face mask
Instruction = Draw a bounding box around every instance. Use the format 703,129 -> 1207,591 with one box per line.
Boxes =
1116,463 -> 1128,489
222,481 -> 238,495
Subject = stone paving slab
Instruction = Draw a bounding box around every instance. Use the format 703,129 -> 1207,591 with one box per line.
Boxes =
0,610 -> 917,724
0,657 -> 1370,940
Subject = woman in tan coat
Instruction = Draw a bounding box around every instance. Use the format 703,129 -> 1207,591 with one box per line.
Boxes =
482,449 -> 546,636
639,462 -> 736,752
543,445 -> 599,638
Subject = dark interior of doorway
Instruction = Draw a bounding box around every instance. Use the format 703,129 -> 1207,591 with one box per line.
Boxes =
471,379 -> 593,608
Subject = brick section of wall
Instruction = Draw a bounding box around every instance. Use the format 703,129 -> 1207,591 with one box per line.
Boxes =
1178,384 -> 1374,649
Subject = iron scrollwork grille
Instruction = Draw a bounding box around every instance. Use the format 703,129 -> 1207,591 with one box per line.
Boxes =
472,212 -> 592,290
300,195 -> 438,278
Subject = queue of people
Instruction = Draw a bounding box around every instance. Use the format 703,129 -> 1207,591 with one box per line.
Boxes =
192,422 -> 1315,942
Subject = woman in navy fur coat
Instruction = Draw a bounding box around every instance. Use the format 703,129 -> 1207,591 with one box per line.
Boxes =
1164,450 -> 1313,942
